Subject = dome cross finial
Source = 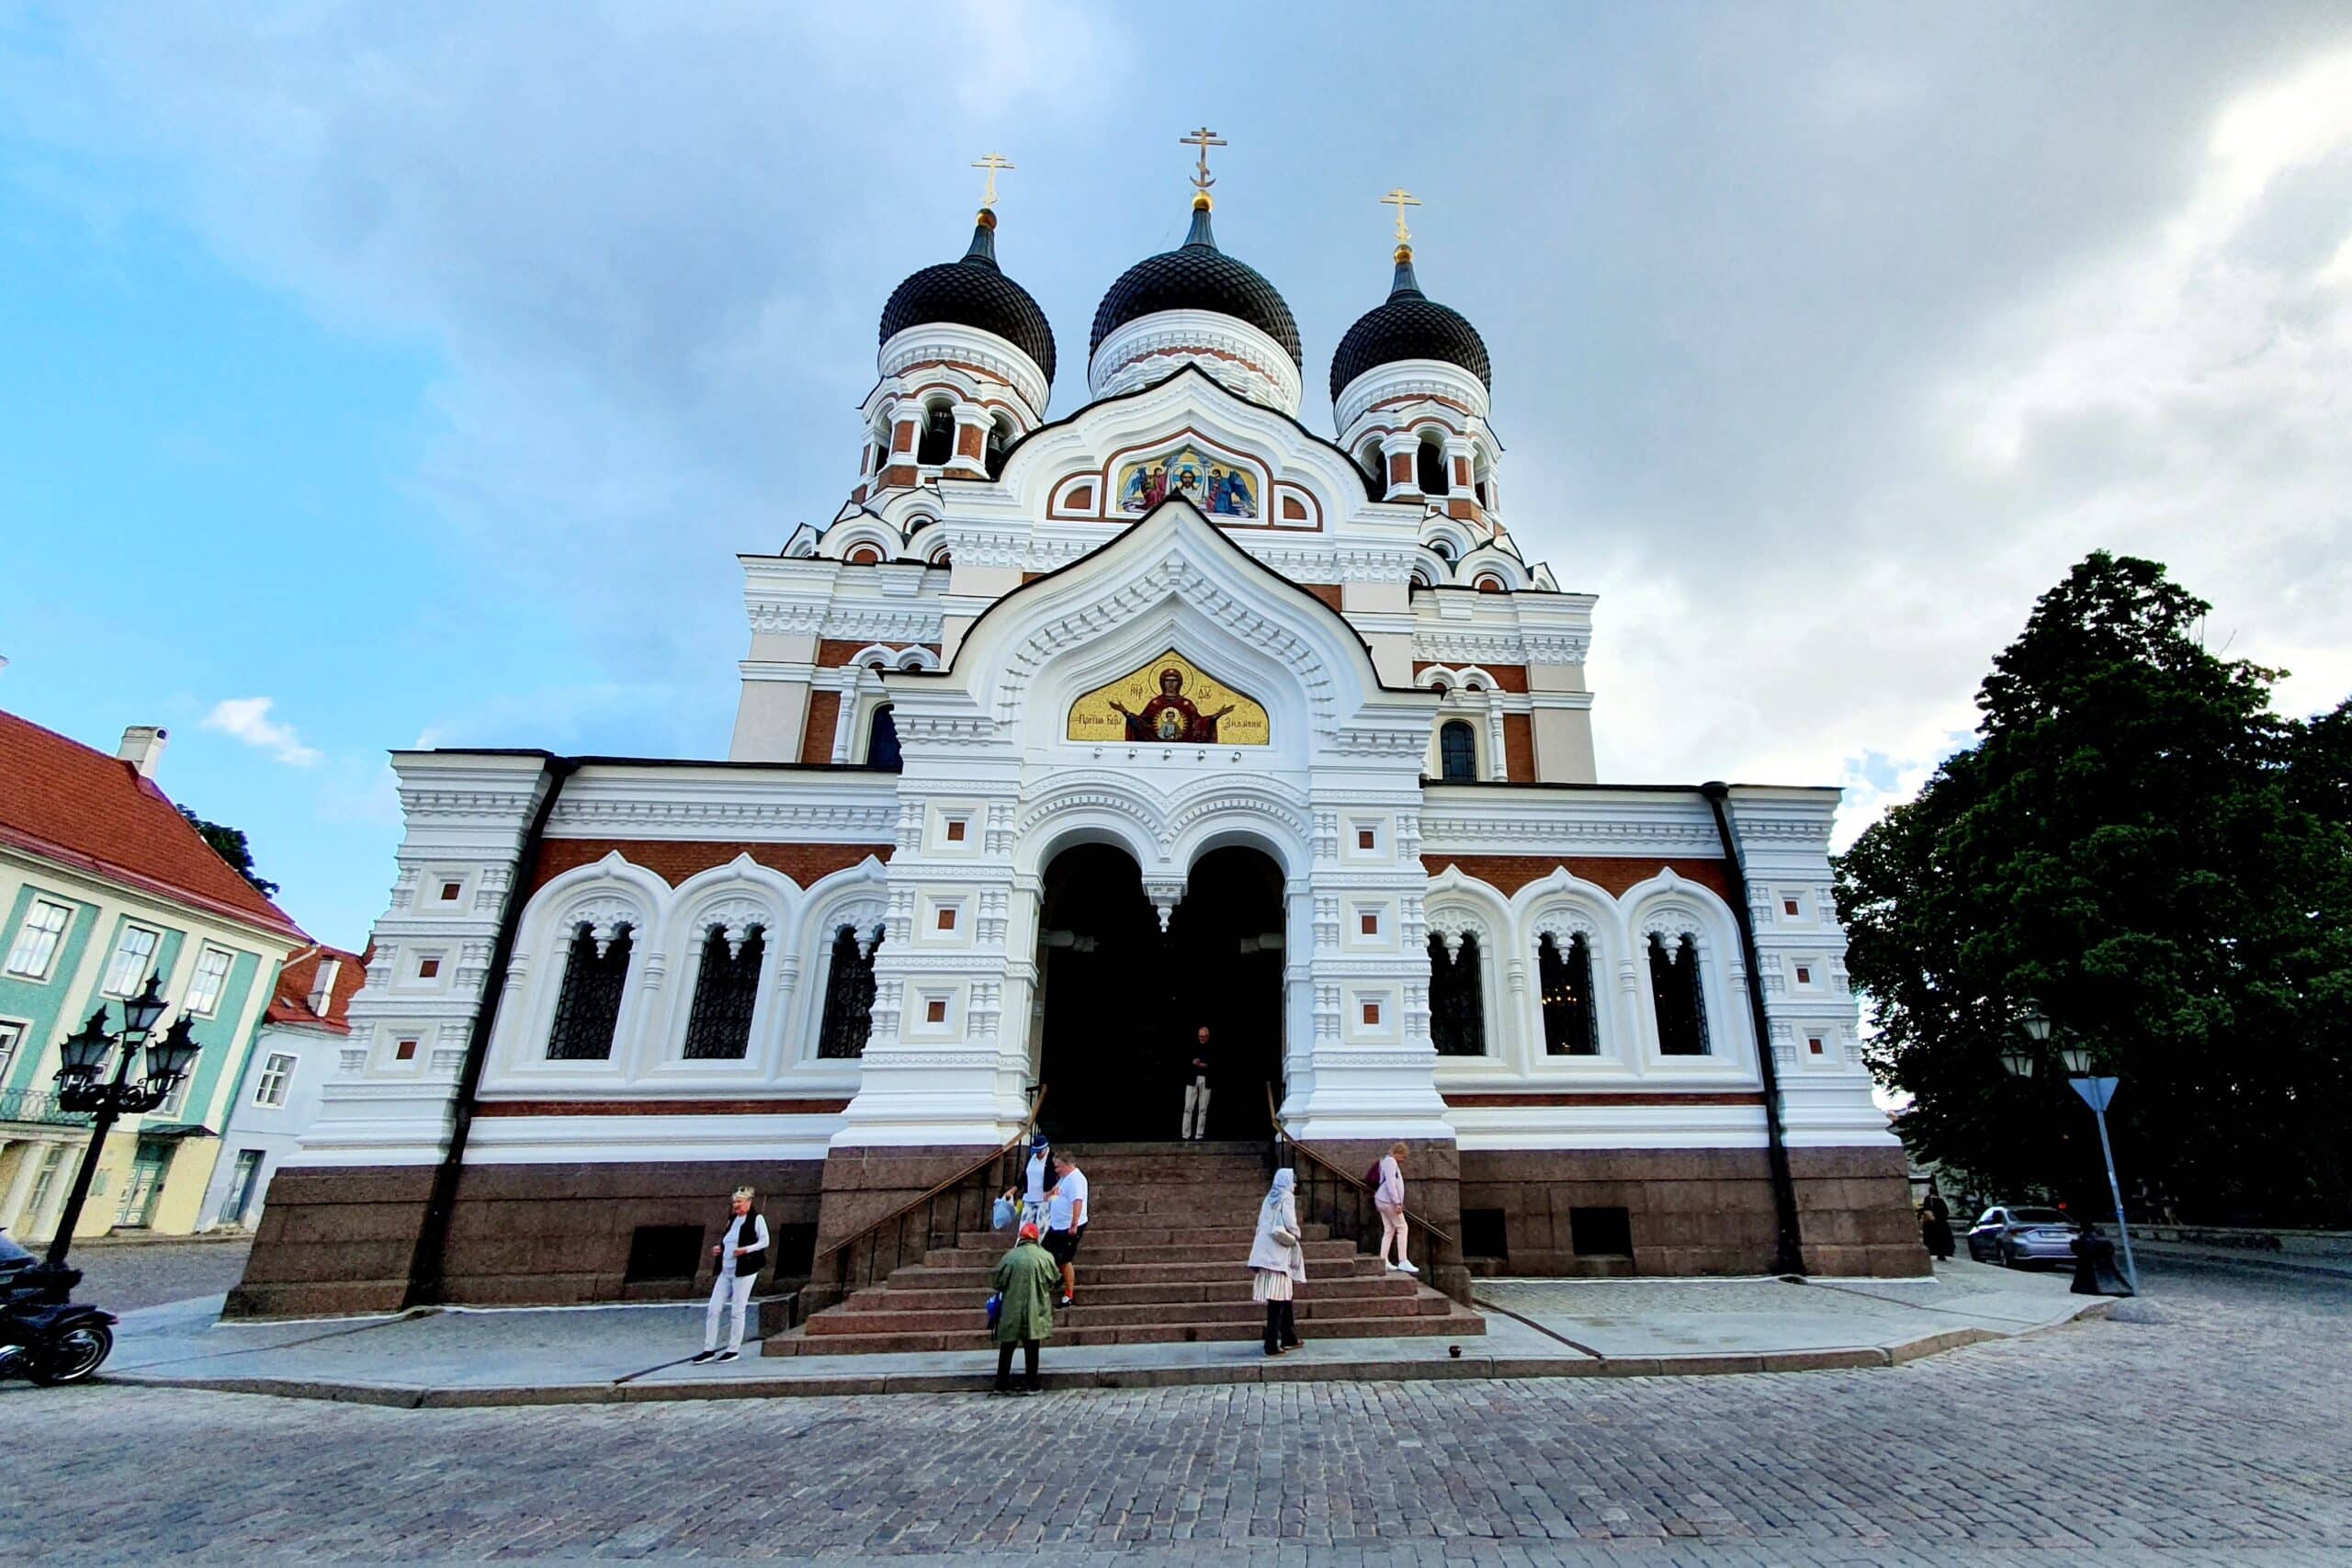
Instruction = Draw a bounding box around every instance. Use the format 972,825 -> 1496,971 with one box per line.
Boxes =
1382,186 -> 1422,249
971,152 -> 1014,210
1182,125 -> 1227,209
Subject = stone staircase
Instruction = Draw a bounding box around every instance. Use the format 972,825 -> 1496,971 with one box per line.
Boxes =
767,1142 -> 1484,1356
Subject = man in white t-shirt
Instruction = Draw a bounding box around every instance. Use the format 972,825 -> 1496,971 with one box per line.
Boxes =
1043,1152 -> 1090,1309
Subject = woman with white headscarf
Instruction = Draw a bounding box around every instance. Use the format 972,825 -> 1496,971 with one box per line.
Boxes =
1248,1168 -> 1306,1356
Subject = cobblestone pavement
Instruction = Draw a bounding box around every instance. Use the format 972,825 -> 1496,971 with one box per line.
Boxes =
0,1258 -> 2345,1564
64,1235 -> 254,1312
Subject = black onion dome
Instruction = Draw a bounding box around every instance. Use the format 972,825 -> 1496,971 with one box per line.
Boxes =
1090,201 -> 1303,368
878,212 -> 1057,384
1329,251 -> 1491,400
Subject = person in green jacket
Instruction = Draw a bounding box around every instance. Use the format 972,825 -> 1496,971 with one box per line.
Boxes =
991,1221 -> 1058,1395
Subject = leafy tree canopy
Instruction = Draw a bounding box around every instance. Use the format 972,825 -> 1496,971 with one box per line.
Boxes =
179,807 -> 282,900
1836,552 -> 2352,1224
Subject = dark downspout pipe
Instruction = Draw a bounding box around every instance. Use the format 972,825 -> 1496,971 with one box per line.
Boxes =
1700,781 -> 1808,1278
401,755 -> 578,1309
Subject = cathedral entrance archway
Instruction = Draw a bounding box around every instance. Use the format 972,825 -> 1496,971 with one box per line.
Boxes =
1033,841 -> 1285,1143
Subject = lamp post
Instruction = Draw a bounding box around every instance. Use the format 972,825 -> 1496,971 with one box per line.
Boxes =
42,973 -> 204,1271
2013,1008 -> 2138,1292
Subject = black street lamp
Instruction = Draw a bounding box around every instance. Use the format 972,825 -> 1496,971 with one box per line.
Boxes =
2013,1005 -> 2139,1292
43,973 -> 204,1270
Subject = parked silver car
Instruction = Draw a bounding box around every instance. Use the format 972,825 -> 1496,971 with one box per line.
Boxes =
1966,1206 -> 2082,1268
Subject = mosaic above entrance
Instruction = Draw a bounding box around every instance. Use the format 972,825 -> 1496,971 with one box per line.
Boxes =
1067,650 -> 1270,746
1115,442 -> 1260,518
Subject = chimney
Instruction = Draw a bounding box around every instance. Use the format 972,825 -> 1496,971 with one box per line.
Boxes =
117,725 -> 169,779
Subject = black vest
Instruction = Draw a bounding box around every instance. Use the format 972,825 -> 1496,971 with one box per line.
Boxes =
720,1209 -> 766,1276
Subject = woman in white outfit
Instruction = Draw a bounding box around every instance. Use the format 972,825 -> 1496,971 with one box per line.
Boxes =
693,1186 -> 769,1364
1249,1168 -> 1306,1356
1374,1143 -> 1417,1274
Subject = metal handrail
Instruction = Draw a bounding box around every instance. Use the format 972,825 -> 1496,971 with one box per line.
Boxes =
0,1088 -> 92,1128
808,1084 -> 1047,1303
1264,1081 -> 1458,1250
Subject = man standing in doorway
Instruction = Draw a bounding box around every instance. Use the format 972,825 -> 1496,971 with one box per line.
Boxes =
1181,1024 -> 1215,1141
1044,1150 -> 1089,1309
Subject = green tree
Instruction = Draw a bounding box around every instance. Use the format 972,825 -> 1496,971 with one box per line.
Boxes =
179,807 -> 281,900
1836,553 -> 2352,1224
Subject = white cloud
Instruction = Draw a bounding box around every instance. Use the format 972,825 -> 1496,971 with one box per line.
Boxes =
201,697 -> 323,766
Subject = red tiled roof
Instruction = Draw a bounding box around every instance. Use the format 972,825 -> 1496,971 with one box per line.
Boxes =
0,709 -> 309,942
264,944 -> 367,1032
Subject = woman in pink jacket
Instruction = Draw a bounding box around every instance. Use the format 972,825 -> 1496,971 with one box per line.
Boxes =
1374,1143 -> 1417,1275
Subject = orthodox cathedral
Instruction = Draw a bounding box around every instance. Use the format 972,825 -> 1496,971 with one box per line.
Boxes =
234,141 -> 1917,1320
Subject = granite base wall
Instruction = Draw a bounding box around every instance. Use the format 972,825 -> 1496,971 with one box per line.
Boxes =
1457,1144 -> 1924,1279
226,1159 -> 824,1318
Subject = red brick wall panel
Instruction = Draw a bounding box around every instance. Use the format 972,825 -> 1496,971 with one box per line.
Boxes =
1420,855 -> 1731,898
529,840 -> 893,894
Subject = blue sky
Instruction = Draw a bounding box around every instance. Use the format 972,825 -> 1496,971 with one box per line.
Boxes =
4,2 -> 2350,946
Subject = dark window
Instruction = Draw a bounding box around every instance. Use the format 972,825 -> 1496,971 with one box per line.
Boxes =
1647,931 -> 1710,1055
1417,439 -> 1449,495
816,925 -> 882,1058
1428,932 -> 1486,1056
1569,1205 -> 1634,1257
917,405 -> 955,466
623,1224 -> 704,1282
682,925 -> 763,1060
1537,931 -> 1600,1055
547,922 -> 631,1060
1474,478 -> 1489,507
985,422 -> 1012,479
768,1221 -> 818,1280
1439,720 -> 1476,783
1460,1207 -> 1509,1262
866,705 -> 901,771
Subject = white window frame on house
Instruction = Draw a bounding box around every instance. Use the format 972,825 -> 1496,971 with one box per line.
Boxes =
253,1051 -> 297,1109
154,1074 -> 190,1119
306,957 -> 342,1016
6,898 -> 73,980
102,924 -> 163,998
184,944 -> 235,1017
0,1018 -> 25,1081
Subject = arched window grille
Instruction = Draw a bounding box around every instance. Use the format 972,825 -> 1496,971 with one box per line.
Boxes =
1537,931 -> 1600,1055
816,924 -> 883,1058
1428,931 -> 1487,1056
681,924 -> 764,1060
866,704 -> 901,771
1439,720 -> 1477,783
917,404 -> 955,466
1417,438 -> 1449,495
546,921 -> 632,1060
1647,931 -> 1710,1055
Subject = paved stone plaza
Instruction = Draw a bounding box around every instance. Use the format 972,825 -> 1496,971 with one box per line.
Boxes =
1,1257 -> 2346,1563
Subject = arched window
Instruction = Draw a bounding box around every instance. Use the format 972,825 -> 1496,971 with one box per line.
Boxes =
816,925 -> 883,1058
928,547 -> 953,570
546,921 -> 631,1060
682,924 -> 764,1060
1537,931 -> 1599,1055
1429,538 -> 1453,564
1475,574 -> 1505,593
866,704 -> 901,771
917,403 -> 955,466
985,415 -> 1013,479
1439,720 -> 1477,783
1417,437 -> 1449,496
1358,438 -> 1384,483
1647,931 -> 1710,1055
1428,931 -> 1487,1056
844,544 -> 882,566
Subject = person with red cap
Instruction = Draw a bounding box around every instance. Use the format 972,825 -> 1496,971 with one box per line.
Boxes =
991,1219 -> 1058,1395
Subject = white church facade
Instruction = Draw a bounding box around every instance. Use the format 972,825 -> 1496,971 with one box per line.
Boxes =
232,158 -> 1918,1317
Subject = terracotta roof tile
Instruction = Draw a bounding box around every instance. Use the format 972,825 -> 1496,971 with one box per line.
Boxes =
0,709 -> 308,942
263,944 -> 367,1032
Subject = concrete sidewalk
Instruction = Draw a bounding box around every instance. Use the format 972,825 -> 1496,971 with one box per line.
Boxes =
95,1258 -> 2112,1407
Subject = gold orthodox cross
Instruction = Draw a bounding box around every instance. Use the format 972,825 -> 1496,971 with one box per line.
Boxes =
971,152 -> 1014,209
1182,126 -> 1227,192
1382,187 -> 1421,245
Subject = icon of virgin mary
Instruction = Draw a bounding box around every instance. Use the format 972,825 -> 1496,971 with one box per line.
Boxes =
1107,668 -> 1237,744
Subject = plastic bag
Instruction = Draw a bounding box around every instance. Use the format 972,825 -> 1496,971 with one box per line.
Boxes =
986,1292 -> 1002,1326
991,1196 -> 1016,1230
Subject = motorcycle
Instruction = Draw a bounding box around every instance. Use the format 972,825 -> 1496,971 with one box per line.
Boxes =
0,1231 -> 117,1386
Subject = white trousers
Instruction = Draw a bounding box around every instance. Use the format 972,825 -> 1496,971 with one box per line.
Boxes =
705,1270 -> 756,1352
1182,1076 -> 1212,1139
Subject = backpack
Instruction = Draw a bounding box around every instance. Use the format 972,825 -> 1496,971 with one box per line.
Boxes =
1364,1160 -> 1383,1191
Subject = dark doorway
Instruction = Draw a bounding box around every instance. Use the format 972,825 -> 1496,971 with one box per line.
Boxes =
1035,842 -> 1285,1144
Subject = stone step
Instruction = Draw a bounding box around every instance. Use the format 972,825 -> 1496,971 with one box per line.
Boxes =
924,1238 -> 1361,1269
771,1303 -> 1487,1357
808,1291 -> 1457,1337
882,1256 -> 1397,1291
844,1272 -> 1421,1314
1012,1222 -> 1332,1245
